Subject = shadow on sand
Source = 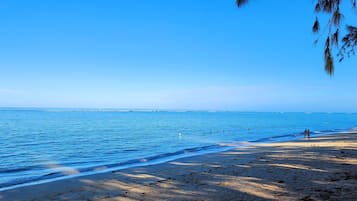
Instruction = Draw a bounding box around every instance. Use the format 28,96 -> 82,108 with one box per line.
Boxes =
1,134 -> 357,201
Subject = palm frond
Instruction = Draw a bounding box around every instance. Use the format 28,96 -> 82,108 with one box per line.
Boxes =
236,0 -> 249,7
325,36 -> 330,47
324,36 -> 334,75
332,29 -> 339,46
236,0 -> 356,75
324,46 -> 334,75
313,17 -> 320,33
339,25 -> 357,61
315,2 -> 321,12
321,0 -> 333,13
332,8 -> 343,26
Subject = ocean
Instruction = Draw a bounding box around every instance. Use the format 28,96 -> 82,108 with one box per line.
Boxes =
0,109 -> 356,190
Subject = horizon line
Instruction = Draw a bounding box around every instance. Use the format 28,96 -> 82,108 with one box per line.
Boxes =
0,107 -> 356,114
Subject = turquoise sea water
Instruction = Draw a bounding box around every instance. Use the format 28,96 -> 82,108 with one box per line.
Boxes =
0,109 -> 356,190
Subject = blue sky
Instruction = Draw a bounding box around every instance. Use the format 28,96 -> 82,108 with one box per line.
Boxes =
0,0 -> 356,111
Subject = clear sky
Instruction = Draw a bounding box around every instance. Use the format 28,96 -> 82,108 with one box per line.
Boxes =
0,0 -> 356,112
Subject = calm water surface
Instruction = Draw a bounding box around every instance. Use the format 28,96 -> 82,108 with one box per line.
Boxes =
0,109 -> 356,190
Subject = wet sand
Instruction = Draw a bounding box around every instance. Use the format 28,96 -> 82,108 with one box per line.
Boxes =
1,132 -> 356,201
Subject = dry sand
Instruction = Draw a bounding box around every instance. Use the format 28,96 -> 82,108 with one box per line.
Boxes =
1,132 -> 356,201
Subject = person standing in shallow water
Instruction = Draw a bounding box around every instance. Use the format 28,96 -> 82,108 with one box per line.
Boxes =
304,129 -> 310,139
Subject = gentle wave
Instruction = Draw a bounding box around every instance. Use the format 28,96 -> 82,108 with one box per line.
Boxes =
0,128 -> 351,191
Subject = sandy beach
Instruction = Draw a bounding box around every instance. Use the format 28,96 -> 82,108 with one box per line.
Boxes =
1,132 -> 356,201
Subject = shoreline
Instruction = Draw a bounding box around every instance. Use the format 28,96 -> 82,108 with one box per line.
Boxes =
0,144 -> 234,192
1,131 -> 356,201
0,129 -> 346,192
